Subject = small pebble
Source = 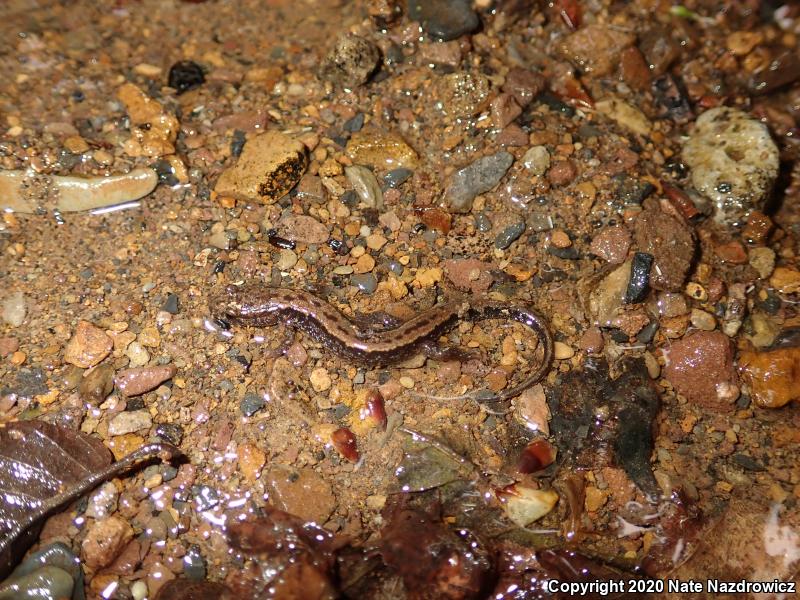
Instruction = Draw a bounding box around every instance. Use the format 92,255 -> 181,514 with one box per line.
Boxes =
770,267 -> 800,294
663,331 -> 736,411
550,230 -> 571,248
276,249 -> 298,270
161,293 -> 180,314
183,546 -> 207,581
126,341 -> 150,368
409,0 -> 479,41
354,253 -> 376,273
215,130 -> 308,203
384,168 -> 412,188
522,146 -> 550,176
345,165 -> 383,208
276,214 -> 329,244
237,443 -> 266,482
82,517 -> 133,569
310,367 -> 332,392
2,291 -> 27,327
109,410 -> 153,436
155,423 -> 183,445
351,273 -> 378,294
79,364 -> 115,404
343,113 -> 365,132
590,226 -> 631,264
85,481 -> 119,519
445,151 -> 514,213
748,247 -> 776,279
64,321 -> 113,368
131,581 -> 148,600
168,60 -> 205,94
624,252 -> 653,304
264,465 -> 336,523
554,342 -> 575,360
399,376 -> 414,389
0,337 -> 19,357
690,308 -> 716,331
319,34 -> 380,88
475,213 -> 492,232
240,392 -> 266,416
115,364 -> 177,397
495,221 -> 526,249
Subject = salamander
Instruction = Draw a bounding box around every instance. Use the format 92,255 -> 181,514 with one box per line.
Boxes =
210,284 -> 553,403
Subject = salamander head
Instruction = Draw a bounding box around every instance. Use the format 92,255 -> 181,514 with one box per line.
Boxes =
208,284 -> 282,326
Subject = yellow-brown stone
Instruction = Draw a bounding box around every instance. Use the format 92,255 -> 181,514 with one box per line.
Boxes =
738,346 -> 800,408
346,130 -> 418,169
215,130 -> 307,203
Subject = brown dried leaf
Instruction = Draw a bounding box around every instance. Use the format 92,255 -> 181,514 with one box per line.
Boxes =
0,420 -> 181,578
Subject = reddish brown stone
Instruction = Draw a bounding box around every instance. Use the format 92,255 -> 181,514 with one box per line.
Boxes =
547,160 -> 578,187
663,331 -> 737,410
496,124 -> 529,147
491,93 -> 523,129
634,208 -> 696,292
558,24 -> 636,76
82,517 -> 134,569
443,258 -> 494,293
0,337 -> 19,357
115,364 -> 177,397
742,210 -> 773,245
619,46 -> 651,91
415,206 -> 452,233
590,226 -> 631,264
578,327 -> 604,354
502,68 -> 545,107
64,321 -> 113,368
715,240 -> 748,264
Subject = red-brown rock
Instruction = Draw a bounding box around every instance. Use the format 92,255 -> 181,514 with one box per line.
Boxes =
663,331 -> 737,410
590,226 -> 631,264
115,364 -> 177,397
634,208 -> 695,292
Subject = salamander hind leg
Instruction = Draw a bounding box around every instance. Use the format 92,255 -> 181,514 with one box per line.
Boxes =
419,340 -> 480,363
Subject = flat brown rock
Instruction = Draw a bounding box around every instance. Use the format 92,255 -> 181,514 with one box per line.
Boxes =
634,207 -> 695,292
115,364 -> 177,397
264,465 -> 336,524
663,331 -> 737,410
215,130 -> 307,203
64,321 -> 113,368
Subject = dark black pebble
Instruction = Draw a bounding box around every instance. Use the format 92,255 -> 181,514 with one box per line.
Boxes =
183,545 -> 207,581
547,245 -> 580,260
407,0 -> 479,41
240,392 -> 266,417
495,221 -> 525,249
731,453 -> 765,472
636,320 -> 659,344
384,167 -> 413,188
231,130 -> 247,157
168,60 -> 206,94
162,293 -> 180,314
624,252 -> 653,304
343,113 -> 365,132
155,423 -> 184,445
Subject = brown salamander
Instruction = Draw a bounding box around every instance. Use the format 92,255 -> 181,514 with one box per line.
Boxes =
210,285 -> 553,403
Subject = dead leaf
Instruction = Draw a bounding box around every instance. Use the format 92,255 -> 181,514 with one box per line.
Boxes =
0,420 -> 181,579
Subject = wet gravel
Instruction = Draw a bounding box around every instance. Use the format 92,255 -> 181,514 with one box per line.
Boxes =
1,0 -> 799,597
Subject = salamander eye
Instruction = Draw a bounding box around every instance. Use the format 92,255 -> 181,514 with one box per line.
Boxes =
225,284 -> 238,296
